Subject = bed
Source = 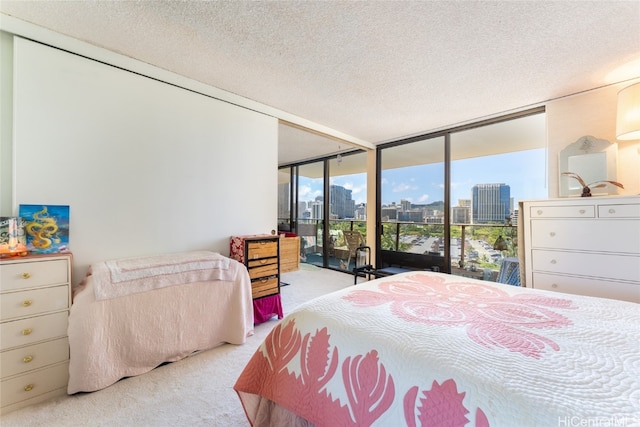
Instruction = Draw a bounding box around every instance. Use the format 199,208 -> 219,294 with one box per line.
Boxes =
234,271 -> 639,426
68,251 -> 253,394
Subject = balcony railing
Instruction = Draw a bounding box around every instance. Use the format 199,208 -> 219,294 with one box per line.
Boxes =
286,218 -> 517,280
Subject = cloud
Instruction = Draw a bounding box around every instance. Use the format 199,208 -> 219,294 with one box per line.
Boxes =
299,184 -> 322,200
393,182 -> 418,193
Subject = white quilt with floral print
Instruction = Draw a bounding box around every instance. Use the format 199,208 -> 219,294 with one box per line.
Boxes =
235,271 -> 639,427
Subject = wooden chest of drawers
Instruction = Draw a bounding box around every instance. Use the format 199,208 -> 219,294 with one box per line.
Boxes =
521,196 -> 639,303
0,254 -> 72,414
279,236 -> 300,273
230,235 -> 280,299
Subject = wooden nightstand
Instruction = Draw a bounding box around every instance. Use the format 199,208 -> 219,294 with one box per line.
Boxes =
230,235 -> 283,324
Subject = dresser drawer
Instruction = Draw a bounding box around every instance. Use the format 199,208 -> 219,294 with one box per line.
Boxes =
532,272 -> 640,303
530,219 -> 640,254
529,205 -> 595,218
247,263 -> 278,280
1,361 -> 69,409
246,241 -> 278,259
531,250 -> 640,283
598,203 -> 640,218
0,259 -> 69,292
1,337 -> 69,379
0,311 -> 68,351
251,277 -> 279,299
247,257 -> 278,269
1,285 -> 69,322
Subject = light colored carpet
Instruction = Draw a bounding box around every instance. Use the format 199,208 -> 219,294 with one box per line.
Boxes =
1,267 -> 354,427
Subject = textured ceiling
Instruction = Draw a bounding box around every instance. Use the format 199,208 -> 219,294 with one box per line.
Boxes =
1,1 -> 639,165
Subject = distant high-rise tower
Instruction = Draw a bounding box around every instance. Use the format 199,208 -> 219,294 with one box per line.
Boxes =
278,183 -> 290,219
471,184 -> 511,224
311,201 -> 323,220
329,185 -> 356,219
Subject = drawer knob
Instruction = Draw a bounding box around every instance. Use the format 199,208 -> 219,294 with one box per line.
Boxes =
579,209 -> 586,214
21,328 -> 33,336
550,259 -> 557,265
551,284 -> 558,288
23,355 -> 33,363
536,209 -> 543,216
24,384 -> 34,392
549,232 -> 556,237
22,300 -> 33,307
609,208 -> 615,214
21,272 -> 31,279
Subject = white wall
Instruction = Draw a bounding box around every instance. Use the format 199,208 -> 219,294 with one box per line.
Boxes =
547,79 -> 640,198
0,31 -> 12,213
4,36 -> 278,284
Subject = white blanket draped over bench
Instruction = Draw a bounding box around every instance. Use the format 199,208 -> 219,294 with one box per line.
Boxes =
91,251 -> 235,300
68,251 -> 253,394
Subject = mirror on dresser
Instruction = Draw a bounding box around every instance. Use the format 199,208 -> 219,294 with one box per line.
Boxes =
558,135 -> 619,197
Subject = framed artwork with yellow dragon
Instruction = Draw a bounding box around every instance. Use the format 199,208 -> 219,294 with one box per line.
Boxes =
18,204 -> 70,254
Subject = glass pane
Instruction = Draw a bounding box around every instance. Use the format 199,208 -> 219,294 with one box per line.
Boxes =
297,162 -> 324,266
277,167 -> 292,232
328,152 -> 367,272
379,136 -> 445,270
450,113 -> 547,278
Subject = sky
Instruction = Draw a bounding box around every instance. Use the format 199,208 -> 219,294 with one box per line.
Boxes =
300,148 -> 548,208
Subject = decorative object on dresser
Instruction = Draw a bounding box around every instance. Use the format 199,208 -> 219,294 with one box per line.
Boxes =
0,253 -> 72,414
520,196 -> 639,303
230,235 -> 284,324
0,217 -> 28,257
18,205 -> 70,254
558,135 -> 619,198
561,172 -> 624,197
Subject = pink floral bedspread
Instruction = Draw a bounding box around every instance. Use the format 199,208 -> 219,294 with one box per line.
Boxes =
235,271 -> 640,426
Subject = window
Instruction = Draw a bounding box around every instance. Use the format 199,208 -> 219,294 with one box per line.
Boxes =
450,113 -> 546,273
377,109 -> 546,275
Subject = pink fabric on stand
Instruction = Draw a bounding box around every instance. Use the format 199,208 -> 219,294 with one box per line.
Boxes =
253,294 -> 283,324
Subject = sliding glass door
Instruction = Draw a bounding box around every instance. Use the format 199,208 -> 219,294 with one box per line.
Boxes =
449,113 -> 546,278
279,109 -> 546,281
295,161 -> 325,267
376,109 -> 546,279
379,135 -> 447,271
279,151 -> 367,271
327,152 -> 367,271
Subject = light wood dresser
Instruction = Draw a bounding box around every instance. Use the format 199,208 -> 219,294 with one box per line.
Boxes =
279,236 -> 300,273
0,253 -> 72,414
521,196 -> 639,303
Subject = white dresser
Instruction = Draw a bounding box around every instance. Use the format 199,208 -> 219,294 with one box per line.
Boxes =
521,196 -> 640,303
0,254 -> 72,414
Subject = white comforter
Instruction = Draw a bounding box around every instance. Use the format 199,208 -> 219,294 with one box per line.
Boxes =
235,271 -> 639,426
68,252 -> 253,394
